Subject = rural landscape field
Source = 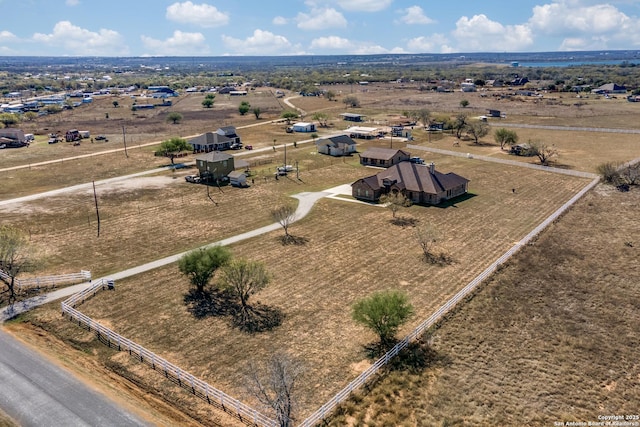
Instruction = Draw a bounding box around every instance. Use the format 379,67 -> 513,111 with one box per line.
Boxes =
1,60 -> 639,427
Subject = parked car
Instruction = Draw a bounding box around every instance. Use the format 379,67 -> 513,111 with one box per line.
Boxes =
95,135 -> 108,141
244,145 -> 253,150
185,175 -> 200,183
230,142 -> 242,150
48,138 -> 59,144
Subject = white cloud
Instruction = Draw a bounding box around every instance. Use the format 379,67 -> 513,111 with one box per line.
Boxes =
310,36 -> 352,50
398,6 -> 435,25
335,0 -> 392,12
141,30 -> 209,55
528,1 -> 640,50
65,0 -> 80,6
309,35 -> 407,54
350,43 -> 392,54
166,1 -> 229,28
530,2 -> 630,35
222,29 -> 301,55
32,21 -> 129,56
296,8 -> 347,30
0,30 -> 17,42
273,16 -> 288,25
452,14 -> 533,52
406,34 -> 451,53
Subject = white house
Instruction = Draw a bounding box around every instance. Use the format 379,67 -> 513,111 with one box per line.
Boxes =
315,134 -> 357,156
292,122 -> 316,133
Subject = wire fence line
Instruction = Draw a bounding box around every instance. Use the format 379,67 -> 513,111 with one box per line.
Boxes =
298,175 -> 600,427
61,279 -> 278,427
406,144 -> 599,179
496,122 -> 640,135
0,269 -> 91,290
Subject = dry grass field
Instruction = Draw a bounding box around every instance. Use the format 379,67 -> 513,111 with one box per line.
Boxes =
10,158 -> 591,422
326,185 -> 640,427
2,83 -> 639,426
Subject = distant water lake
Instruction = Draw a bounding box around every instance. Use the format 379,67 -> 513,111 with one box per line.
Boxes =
511,60 -> 640,67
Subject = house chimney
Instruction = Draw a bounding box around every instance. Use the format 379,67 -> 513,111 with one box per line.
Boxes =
429,162 -> 435,174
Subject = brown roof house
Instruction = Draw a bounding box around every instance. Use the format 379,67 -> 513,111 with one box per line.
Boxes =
188,126 -> 241,152
352,161 -> 469,205
359,147 -> 410,167
195,151 -> 248,183
315,134 -> 357,156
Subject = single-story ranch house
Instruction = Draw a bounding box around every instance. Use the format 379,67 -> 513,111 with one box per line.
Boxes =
195,151 -> 248,182
315,134 -> 357,156
359,147 -> 410,167
188,126 -> 241,152
352,161 -> 469,205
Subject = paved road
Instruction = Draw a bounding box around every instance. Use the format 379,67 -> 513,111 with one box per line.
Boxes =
494,122 -> 640,134
0,329 -> 150,427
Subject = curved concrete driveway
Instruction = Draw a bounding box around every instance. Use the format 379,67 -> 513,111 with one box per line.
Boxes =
1,190 -> 331,321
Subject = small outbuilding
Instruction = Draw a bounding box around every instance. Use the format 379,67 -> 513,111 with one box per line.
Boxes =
340,113 -> 366,122
292,122 -> 316,133
228,171 -> 248,187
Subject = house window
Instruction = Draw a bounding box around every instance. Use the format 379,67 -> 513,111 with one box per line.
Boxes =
223,160 -> 228,167
365,190 -> 369,197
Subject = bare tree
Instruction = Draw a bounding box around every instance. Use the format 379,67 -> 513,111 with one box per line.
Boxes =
248,353 -> 303,427
528,140 -> 558,165
0,226 -> 37,305
379,192 -> 411,219
271,204 -> 297,244
414,224 -> 450,264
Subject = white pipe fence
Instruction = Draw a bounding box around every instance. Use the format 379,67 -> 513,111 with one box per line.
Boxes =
61,279 -> 278,427
297,175 -> 600,427
0,269 -> 91,290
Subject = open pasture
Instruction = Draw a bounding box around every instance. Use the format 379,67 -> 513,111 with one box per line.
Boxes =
326,185 -> 640,427
22,157 -> 591,421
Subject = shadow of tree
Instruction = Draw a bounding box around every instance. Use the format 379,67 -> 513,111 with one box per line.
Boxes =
390,216 -> 419,228
388,340 -> 450,373
277,234 -> 309,246
232,303 -> 284,333
183,288 -> 236,319
422,251 -> 454,266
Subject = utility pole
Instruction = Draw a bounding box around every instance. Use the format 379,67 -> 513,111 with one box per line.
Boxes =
92,181 -> 100,237
122,125 -> 128,158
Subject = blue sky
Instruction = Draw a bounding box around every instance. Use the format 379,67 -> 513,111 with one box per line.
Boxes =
1,0 -> 639,56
